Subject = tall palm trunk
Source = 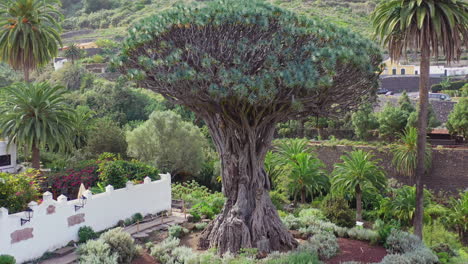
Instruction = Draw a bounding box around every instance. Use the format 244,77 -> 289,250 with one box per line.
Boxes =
414,39 -> 430,239
31,143 -> 40,169
355,184 -> 363,222
23,68 -> 30,83
301,187 -> 306,204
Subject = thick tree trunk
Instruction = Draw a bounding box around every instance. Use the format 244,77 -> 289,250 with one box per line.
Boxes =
414,41 -> 430,239
355,184 -> 363,222
31,144 -> 40,169
199,116 -> 298,254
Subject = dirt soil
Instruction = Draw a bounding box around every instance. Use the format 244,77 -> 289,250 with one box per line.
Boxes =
132,252 -> 157,264
326,238 -> 387,264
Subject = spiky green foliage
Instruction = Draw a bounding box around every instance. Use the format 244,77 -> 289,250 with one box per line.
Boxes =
331,149 -> 386,220
0,82 -> 75,168
378,186 -> 432,226
391,127 -> 432,179
331,150 -> 386,196
0,0 -> 63,81
372,0 -> 468,62
117,0 -> 382,118
445,191 -> 468,242
288,152 -> 329,203
273,139 -> 329,203
64,43 -> 81,63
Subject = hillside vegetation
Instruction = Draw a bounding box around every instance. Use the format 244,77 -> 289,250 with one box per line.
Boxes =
61,0 -> 380,41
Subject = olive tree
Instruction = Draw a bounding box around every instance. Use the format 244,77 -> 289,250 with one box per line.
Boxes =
126,110 -> 206,176
117,0 -> 381,254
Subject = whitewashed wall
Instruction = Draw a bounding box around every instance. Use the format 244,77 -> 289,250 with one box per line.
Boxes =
0,173 -> 171,263
0,141 -> 17,173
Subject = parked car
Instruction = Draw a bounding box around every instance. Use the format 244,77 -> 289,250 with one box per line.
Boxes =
415,93 -> 452,101
377,88 -> 393,95
429,93 -> 451,101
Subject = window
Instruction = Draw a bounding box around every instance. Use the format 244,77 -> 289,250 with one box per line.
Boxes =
392,69 -> 397,75
0,155 -> 11,167
401,69 -> 406,75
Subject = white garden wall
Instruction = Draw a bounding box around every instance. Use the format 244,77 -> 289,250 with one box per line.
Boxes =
0,173 -> 171,263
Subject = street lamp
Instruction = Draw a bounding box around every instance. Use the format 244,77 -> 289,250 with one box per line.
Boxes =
20,207 -> 33,226
74,195 -> 87,212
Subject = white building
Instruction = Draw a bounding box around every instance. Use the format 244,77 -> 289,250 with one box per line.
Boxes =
53,57 -> 68,71
0,140 -> 17,173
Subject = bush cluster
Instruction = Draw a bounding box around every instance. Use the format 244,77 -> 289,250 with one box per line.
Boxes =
379,229 -> 438,264
299,231 -> 340,260
78,226 -> 98,243
0,170 -> 40,213
168,225 -> 189,239
98,157 -> 159,189
321,196 -> 355,228
78,227 -> 138,264
0,255 -> 16,264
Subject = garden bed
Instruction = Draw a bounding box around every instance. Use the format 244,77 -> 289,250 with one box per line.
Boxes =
326,238 -> 387,264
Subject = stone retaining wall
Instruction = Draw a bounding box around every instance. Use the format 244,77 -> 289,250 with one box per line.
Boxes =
312,144 -> 468,193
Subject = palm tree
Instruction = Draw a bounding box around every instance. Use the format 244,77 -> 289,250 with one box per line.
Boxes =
0,82 -> 75,169
392,127 -> 432,183
288,152 -> 329,203
0,0 -> 63,82
64,43 -> 81,64
372,0 -> 468,238
445,191 -> 468,245
331,150 -> 386,221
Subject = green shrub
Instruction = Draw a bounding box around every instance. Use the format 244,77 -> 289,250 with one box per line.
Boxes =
431,244 -> 457,264
346,228 -> 379,242
269,190 -> 289,210
379,254 -> 411,264
281,214 -> 303,230
386,229 -> 422,254
423,221 -> 461,249
168,246 -> 199,263
321,196 -> 355,228
0,170 -> 40,213
98,159 -> 159,189
78,226 -> 98,243
100,228 -> 137,263
168,225 -> 189,238
402,246 -> 438,264
195,222 -> 208,231
132,213 -> 143,223
0,255 -> 16,264
300,231 -> 339,260
377,221 -> 401,246
431,80 -> 467,93
190,202 -> 215,220
297,208 -> 327,225
77,240 -> 118,264
150,237 -> 180,263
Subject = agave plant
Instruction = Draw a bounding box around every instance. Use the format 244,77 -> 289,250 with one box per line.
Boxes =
391,127 -> 432,182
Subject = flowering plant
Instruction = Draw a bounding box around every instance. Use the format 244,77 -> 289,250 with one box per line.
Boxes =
0,170 -> 41,213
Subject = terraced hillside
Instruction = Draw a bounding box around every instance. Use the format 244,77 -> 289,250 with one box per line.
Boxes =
61,0 -> 379,42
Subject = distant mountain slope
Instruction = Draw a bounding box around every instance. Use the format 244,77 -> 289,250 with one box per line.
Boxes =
61,0 -> 379,40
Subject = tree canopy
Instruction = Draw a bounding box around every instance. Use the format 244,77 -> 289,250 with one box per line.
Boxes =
117,0 -> 382,123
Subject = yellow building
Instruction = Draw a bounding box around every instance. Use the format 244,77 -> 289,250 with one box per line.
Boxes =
381,58 -> 418,75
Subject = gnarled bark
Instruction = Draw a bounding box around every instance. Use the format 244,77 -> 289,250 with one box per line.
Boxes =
198,114 -> 297,254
